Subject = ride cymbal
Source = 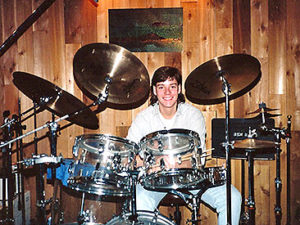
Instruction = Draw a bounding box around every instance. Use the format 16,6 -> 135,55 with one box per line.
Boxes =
185,54 -> 261,105
13,72 -> 99,130
73,43 -> 150,107
234,138 -> 275,150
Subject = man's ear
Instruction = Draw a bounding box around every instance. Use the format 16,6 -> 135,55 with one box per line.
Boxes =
153,86 -> 157,95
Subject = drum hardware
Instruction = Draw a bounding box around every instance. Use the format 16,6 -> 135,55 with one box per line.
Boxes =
105,210 -> 175,225
185,53 -> 262,225
68,134 -> 138,197
18,154 -> 63,167
1,111 -> 15,225
233,125 -> 278,225
139,129 -> 207,191
260,123 -> 290,225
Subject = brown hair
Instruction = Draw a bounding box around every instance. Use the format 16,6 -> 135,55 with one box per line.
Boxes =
150,66 -> 185,105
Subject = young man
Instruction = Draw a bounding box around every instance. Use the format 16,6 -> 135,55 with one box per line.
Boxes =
127,66 -> 241,225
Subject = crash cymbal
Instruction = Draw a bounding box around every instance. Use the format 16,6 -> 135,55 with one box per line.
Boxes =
13,72 -> 99,130
185,54 -> 261,105
234,138 -> 275,149
73,43 -> 150,106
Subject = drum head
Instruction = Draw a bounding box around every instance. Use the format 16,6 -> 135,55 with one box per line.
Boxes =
141,169 -> 210,191
106,210 -> 175,225
140,129 -> 200,156
74,134 -> 139,156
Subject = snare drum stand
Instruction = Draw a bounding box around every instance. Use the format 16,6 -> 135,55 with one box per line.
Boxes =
128,170 -> 139,222
168,189 -> 202,225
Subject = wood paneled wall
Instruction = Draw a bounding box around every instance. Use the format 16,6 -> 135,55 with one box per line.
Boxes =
0,0 -> 299,224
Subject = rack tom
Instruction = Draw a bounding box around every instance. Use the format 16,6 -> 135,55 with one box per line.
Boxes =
139,129 -> 206,191
67,134 -> 139,196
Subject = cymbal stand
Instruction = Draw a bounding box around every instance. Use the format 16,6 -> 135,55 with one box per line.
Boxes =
246,149 -> 256,225
33,103 -> 47,225
218,71 -> 233,225
1,111 -> 15,225
286,115 -> 292,225
15,99 -> 27,225
0,78 -> 111,150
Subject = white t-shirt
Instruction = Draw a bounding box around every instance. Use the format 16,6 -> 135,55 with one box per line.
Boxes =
127,102 -> 206,151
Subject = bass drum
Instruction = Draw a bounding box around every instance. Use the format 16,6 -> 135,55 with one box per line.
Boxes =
105,211 -> 175,225
68,134 -> 139,196
139,129 -> 206,191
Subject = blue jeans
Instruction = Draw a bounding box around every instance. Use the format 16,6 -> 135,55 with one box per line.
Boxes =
136,183 -> 242,225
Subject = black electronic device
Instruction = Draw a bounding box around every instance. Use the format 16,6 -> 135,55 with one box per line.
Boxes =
212,118 -> 275,160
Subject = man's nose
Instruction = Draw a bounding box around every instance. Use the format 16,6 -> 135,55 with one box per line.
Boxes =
165,87 -> 171,94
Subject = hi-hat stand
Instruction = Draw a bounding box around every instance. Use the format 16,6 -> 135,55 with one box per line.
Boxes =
261,115 -> 291,225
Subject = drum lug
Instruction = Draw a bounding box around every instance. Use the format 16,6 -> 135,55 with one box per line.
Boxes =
72,136 -> 80,157
177,155 -> 182,165
191,156 -> 197,168
160,158 -> 165,170
112,154 -> 121,171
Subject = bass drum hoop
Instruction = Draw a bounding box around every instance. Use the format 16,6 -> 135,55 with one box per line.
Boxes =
105,210 -> 175,225
141,168 -> 210,192
139,129 -> 201,156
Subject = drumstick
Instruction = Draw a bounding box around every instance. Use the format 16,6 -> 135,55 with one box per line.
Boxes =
180,148 -> 214,160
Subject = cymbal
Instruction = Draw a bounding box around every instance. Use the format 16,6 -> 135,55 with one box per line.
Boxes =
234,138 -> 275,149
247,107 -> 279,115
185,54 -> 261,105
250,112 -> 282,120
73,43 -> 150,106
13,72 -> 99,130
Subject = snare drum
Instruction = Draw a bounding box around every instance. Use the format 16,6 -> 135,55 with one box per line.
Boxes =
139,129 -> 206,191
105,210 -> 175,225
67,134 -> 139,196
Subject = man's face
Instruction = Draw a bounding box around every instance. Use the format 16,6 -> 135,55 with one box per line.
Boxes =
154,77 -> 180,110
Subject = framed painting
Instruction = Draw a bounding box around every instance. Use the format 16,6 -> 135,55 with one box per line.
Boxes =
109,8 -> 183,52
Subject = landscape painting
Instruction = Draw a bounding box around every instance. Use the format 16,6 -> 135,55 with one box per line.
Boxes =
109,8 -> 183,52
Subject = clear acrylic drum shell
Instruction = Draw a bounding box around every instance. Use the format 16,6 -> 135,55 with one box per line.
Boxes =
139,129 -> 203,190
105,210 -> 175,225
205,166 -> 226,186
68,134 -> 139,196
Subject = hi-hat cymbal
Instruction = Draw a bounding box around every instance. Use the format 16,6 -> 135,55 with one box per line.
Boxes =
246,107 -> 279,115
73,43 -> 150,107
13,72 -> 99,130
185,54 -> 261,105
250,112 -> 282,120
234,138 -> 275,149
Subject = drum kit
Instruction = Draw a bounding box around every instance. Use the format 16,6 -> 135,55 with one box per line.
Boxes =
0,43 -> 291,225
